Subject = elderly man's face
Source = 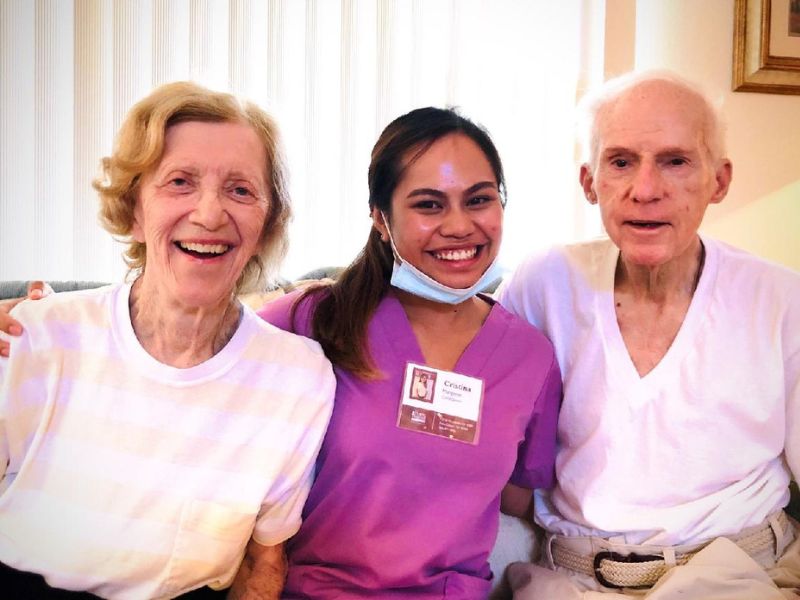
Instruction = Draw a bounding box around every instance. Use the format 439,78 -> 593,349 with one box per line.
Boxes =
580,81 -> 731,270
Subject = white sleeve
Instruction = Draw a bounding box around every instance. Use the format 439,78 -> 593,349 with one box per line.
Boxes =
0,306 -> 37,481
784,293 -> 800,482
0,303 -> 57,487
0,355 -> 9,479
251,353 -> 336,546
496,248 -> 554,330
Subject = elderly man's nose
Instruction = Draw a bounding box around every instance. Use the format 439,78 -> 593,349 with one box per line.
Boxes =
631,162 -> 663,202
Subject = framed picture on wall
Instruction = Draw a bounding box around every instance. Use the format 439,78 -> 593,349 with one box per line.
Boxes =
733,0 -> 800,94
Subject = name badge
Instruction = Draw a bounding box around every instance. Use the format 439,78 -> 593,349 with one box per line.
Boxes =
396,362 -> 484,444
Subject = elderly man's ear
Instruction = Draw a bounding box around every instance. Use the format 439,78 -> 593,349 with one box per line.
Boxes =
710,159 -> 733,205
579,164 -> 597,205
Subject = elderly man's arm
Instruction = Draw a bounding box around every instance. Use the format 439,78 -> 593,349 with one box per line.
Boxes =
228,539 -> 287,600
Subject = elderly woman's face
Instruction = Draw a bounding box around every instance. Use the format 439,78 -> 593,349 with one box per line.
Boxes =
132,120 -> 270,307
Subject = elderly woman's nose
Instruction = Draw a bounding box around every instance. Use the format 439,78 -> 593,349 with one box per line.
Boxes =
630,161 -> 663,203
191,187 -> 229,229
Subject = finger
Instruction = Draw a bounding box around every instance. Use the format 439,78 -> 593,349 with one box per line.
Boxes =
0,341 -> 9,358
0,299 -> 25,336
27,280 -> 51,299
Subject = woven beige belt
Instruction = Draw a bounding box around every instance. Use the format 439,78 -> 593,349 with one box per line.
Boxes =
551,511 -> 791,589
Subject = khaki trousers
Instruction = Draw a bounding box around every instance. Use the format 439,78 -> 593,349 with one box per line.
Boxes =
508,517 -> 800,599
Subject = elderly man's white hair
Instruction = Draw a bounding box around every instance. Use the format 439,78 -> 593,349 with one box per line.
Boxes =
577,70 -> 727,169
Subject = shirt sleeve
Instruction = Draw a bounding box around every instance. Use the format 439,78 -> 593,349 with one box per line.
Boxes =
0,353 -> 9,480
250,348 -> 336,546
496,249 -> 553,330
0,304 -> 52,483
784,286 -> 800,482
510,352 -> 562,490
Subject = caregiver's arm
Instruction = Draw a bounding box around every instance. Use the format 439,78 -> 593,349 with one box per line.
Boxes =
228,539 -> 287,600
0,281 -> 48,357
501,483 -> 533,519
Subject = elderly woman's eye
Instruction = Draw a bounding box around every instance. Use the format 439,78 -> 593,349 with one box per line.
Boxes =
227,184 -> 258,203
167,177 -> 191,190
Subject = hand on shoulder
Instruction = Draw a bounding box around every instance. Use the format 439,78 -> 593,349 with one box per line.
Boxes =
0,281 -> 50,356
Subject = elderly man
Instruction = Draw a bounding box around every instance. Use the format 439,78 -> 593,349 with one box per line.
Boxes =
499,71 -> 800,598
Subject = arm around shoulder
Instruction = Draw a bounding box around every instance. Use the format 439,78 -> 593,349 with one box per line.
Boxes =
227,539 -> 287,600
0,281 -> 51,356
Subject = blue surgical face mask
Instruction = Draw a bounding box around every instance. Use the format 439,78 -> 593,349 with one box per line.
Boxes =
381,212 -> 503,305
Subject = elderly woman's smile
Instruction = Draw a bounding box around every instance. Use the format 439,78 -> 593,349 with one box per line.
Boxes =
132,120 -> 271,308
175,241 -> 232,258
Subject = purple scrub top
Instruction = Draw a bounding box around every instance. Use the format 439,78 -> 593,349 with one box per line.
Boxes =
258,290 -> 561,599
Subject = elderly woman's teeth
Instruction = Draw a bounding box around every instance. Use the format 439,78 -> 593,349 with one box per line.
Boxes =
177,241 -> 230,255
434,248 -> 477,261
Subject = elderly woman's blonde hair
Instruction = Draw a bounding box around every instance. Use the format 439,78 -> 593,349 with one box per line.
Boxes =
93,81 -> 291,292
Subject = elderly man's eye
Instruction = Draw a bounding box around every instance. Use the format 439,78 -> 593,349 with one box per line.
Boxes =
669,157 -> 687,166
611,159 -> 628,168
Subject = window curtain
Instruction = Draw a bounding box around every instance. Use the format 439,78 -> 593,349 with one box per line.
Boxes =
0,0 -> 603,284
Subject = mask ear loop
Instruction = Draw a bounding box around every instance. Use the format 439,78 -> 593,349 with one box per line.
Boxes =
380,211 -> 403,264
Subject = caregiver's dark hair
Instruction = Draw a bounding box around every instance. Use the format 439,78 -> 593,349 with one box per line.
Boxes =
295,106 -> 506,379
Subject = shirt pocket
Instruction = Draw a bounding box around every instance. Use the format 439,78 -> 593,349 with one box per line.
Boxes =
160,499 -> 257,598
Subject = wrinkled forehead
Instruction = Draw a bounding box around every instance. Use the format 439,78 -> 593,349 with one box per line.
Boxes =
597,81 -> 711,154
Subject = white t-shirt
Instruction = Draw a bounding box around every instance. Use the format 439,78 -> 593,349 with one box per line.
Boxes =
498,237 -> 800,546
0,283 -> 335,599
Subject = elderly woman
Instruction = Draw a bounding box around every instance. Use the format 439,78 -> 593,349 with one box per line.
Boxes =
499,71 -> 800,598
0,82 -> 335,599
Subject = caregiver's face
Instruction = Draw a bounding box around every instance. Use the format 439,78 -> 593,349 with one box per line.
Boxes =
376,133 -> 503,291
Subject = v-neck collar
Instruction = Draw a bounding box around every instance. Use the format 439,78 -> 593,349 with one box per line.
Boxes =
375,294 -> 509,378
596,236 -> 719,397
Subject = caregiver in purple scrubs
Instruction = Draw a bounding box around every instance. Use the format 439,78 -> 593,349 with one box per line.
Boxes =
260,107 -> 561,599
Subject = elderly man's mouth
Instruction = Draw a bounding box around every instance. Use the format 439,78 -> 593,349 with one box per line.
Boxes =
625,220 -> 668,230
175,241 -> 231,258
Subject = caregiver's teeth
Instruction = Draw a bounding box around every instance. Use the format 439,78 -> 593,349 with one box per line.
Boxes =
179,242 -> 229,254
435,248 -> 476,261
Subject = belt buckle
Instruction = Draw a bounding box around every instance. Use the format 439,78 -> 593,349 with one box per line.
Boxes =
592,550 -> 664,589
